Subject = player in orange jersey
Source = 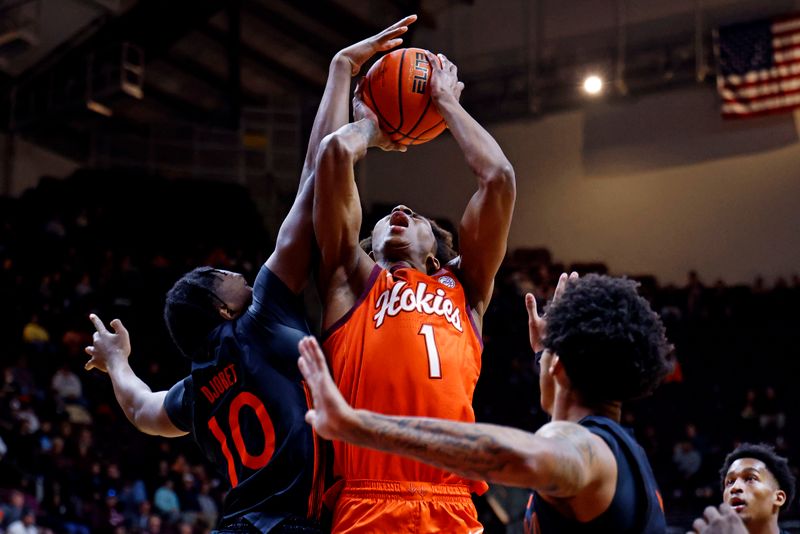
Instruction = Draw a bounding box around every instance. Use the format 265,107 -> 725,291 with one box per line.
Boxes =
313,48 -> 516,532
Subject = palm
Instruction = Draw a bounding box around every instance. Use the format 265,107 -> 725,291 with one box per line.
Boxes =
526,272 -> 578,353
297,337 -> 355,442
338,15 -> 417,76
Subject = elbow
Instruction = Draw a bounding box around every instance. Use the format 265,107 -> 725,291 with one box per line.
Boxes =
480,163 -> 516,198
318,132 -> 354,171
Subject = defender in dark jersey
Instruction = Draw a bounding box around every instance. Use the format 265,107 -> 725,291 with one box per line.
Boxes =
297,272 -> 671,534
83,16 -> 418,533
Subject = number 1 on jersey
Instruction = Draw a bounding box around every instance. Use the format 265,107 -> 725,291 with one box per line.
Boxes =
418,324 -> 442,379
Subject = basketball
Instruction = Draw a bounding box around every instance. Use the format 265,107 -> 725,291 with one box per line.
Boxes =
362,47 -> 447,146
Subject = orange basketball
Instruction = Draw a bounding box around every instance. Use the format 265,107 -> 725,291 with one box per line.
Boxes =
362,48 -> 447,146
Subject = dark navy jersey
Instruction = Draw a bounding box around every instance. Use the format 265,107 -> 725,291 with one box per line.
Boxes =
164,265 -> 324,532
524,416 -> 666,534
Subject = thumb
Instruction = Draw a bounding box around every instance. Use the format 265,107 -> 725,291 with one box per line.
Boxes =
84,359 -> 96,372
305,409 -> 318,427
525,293 -> 538,320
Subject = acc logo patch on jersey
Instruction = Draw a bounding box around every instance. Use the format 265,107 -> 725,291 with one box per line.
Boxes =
437,275 -> 456,288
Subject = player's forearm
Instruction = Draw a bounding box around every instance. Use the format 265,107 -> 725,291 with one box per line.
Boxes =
344,409 -> 552,489
435,96 -> 515,188
300,56 -> 353,184
106,361 -> 160,434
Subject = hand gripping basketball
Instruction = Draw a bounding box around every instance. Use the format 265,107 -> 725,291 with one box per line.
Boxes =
362,47 -> 448,145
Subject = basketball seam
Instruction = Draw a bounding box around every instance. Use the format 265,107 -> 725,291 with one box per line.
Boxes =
396,118 -> 446,143
395,48 -> 407,133
367,73 -> 401,134
403,82 -> 436,139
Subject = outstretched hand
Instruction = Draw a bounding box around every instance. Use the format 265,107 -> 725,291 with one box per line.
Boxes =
297,336 -> 357,441
688,503 -> 747,534
84,314 -> 131,373
525,271 -> 578,353
337,15 -> 417,76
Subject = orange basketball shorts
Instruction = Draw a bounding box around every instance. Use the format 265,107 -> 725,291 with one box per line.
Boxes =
331,480 -> 484,534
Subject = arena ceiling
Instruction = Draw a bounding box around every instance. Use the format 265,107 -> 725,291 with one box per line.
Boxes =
0,0 -> 796,162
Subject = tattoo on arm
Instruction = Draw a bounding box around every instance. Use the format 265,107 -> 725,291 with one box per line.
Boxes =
347,414 -> 596,496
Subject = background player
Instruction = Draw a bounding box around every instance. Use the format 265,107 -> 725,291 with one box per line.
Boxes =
312,47 -> 515,531
705,443 -> 796,534
298,273 -> 671,534
82,16 -> 418,533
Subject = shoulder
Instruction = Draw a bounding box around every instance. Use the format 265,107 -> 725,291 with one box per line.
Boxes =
246,264 -> 308,330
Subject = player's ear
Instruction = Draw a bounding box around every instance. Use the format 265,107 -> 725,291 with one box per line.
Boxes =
774,489 -> 787,509
218,305 -> 236,321
426,255 -> 440,274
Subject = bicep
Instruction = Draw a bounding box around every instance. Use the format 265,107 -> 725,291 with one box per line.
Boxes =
137,391 -> 188,438
529,422 -> 615,499
458,168 -> 515,314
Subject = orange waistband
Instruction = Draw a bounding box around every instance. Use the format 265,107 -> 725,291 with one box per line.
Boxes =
338,480 -> 474,502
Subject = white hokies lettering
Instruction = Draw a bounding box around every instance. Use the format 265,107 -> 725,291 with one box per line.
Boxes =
373,281 -> 462,332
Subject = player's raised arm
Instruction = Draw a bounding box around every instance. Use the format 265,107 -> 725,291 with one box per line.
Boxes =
298,336 -> 614,495
267,15 -> 417,294
314,85 -> 406,315
84,314 -> 187,438
424,51 -> 516,318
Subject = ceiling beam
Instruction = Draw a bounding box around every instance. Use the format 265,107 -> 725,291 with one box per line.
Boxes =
200,24 -> 324,95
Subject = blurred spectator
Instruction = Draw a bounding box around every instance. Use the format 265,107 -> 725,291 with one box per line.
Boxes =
6,508 -> 38,534
153,480 -> 180,522
51,364 -> 83,403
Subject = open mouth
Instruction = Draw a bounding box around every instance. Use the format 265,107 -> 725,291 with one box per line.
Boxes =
729,497 -> 746,511
389,211 -> 410,229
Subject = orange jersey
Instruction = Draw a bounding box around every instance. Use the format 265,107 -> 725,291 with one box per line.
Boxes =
323,265 -> 486,489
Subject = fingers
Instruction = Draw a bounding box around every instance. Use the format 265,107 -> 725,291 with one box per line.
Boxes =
84,359 -> 95,371
525,293 -> 539,322
702,505 -> 722,524
553,271 -> 578,301
110,318 -> 128,338
439,53 -> 457,74
88,313 -> 108,334
718,502 -> 736,516
691,517 -> 708,533
387,143 -> 408,153
386,14 -> 417,32
298,336 -> 326,377
424,50 -> 442,71
553,273 -> 569,301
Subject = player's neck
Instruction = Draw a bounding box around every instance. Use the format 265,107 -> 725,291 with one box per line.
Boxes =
553,390 -> 622,423
748,517 -> 782,534
380,258 -> 428,274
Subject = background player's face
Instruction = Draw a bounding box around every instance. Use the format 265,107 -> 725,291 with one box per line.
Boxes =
723,458 -> 785,525
214,270 -> 252,318
371,205 -> 437,267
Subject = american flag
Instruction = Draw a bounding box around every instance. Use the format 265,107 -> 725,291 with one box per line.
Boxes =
715,14 -> 800,118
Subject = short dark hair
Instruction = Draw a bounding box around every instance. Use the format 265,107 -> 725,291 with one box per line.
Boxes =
360,217 -> 458,266
543,274 -> 671,403
164,267 -> 224,361
720,442 -> 796,511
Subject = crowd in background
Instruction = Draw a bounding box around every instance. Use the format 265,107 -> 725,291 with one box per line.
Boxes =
0,170 -> 798,533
